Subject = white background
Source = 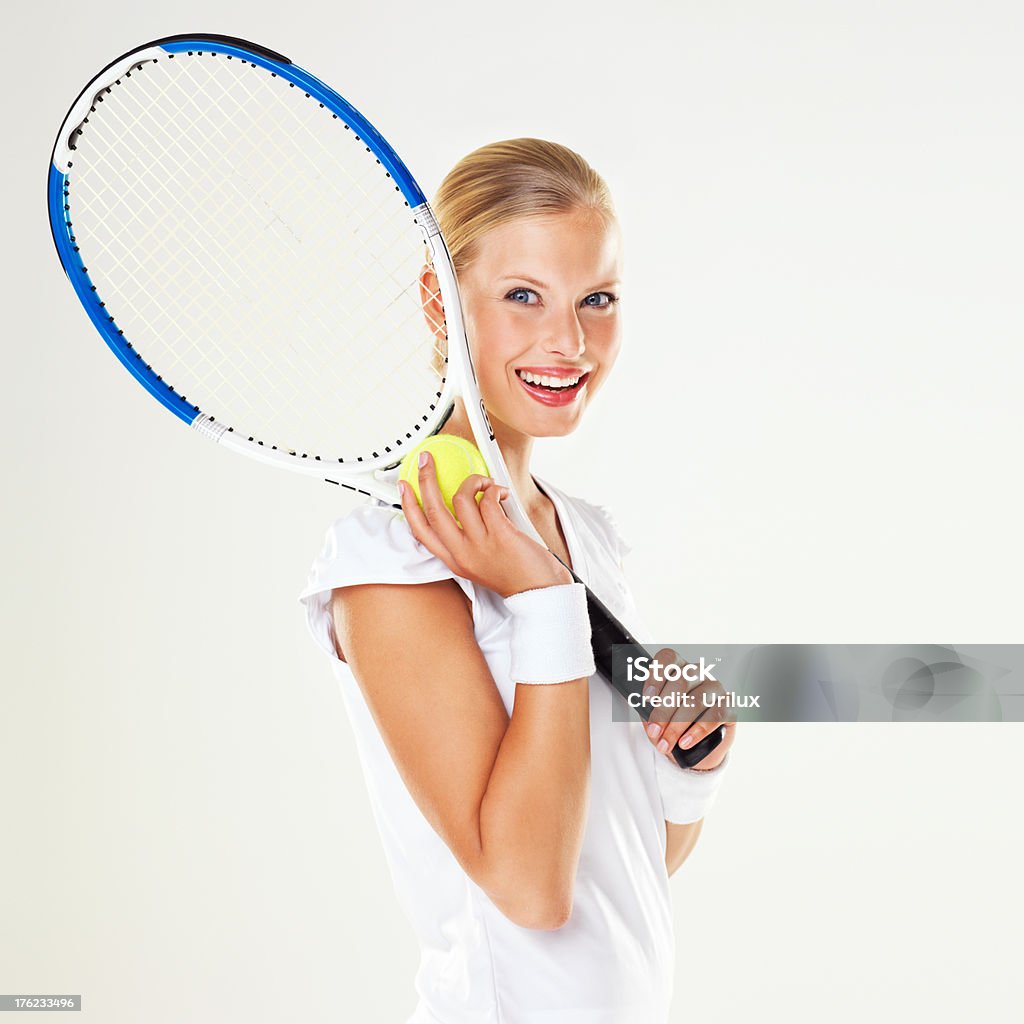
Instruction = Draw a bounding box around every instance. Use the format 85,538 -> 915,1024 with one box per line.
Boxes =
3,1 -> 1022,1021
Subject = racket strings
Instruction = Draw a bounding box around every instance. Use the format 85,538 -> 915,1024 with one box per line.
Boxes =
168,57 -> 438,358
66,51 -> 448,461
90,65 -> 413,419
419,265 -> 450,375
74,117 -> 372,444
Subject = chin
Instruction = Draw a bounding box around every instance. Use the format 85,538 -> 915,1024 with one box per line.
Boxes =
515,406 -> 588,439
527,416 -> 583,439
488,403 -> 586,442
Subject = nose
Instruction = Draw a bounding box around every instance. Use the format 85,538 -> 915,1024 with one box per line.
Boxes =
541,305 -> 586,359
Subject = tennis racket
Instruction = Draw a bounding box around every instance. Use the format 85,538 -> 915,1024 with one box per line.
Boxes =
47,33 -> 723,769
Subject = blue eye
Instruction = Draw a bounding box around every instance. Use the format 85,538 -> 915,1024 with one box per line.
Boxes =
582,292 -> 618,308
506,287 -> 539,304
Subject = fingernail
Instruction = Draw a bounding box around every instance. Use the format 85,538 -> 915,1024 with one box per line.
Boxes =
646,723 -> 660,741
657,739 -> 669,754
679,732 -> 696,749
418,451 -> 429,468
643,685 -> 657,697
398,481 -> 406,499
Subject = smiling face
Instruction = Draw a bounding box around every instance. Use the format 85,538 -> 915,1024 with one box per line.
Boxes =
456,207 -> 623,441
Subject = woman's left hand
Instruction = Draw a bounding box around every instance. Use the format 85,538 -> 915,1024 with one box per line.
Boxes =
642,648 -> 737,770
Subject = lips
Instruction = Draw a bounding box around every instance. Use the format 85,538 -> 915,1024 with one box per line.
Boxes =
515,369 -> 591,407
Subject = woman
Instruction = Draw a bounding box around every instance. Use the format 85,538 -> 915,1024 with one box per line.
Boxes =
300,139 -> 735,1024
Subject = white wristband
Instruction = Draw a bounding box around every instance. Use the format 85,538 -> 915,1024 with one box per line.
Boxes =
503,583 -> 595,684
655,751 -> 731,824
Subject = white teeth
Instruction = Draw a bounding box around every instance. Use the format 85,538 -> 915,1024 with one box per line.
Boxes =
517,370 -> 583,388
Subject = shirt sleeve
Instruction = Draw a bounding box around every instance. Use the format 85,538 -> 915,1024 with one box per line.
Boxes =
298,503 -> 476,662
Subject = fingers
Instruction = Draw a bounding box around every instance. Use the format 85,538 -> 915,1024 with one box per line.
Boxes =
402,451 -> 507,570
643,648 -> 683,732
682,721 -> 738,770
450,474 -> 495,541
650,687 -> 734,756
415,451 -> 461,540
478,480 -> 512,531
641,648 -> 736,761
398,479 -> 457,567
415,452 -> 483,551
664,711 -> 726,758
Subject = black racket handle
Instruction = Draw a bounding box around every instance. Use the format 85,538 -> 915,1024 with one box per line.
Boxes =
572,572 -> 725,770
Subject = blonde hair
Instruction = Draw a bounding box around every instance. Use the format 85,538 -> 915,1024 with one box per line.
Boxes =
433,138 -> 615,274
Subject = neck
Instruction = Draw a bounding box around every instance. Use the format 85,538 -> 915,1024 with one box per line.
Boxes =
441,401 -> 545,511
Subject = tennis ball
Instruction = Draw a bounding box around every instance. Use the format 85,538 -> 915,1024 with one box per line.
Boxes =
399,435 -> 490,525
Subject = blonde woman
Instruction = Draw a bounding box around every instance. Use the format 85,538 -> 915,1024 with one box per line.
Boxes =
301,139 -> 735,1024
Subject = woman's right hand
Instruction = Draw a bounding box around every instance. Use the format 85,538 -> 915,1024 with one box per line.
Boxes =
399,451 -> 572,599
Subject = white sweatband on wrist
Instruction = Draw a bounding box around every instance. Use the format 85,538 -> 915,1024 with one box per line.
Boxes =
655,751 -> 731,824
503,583 -> 595,685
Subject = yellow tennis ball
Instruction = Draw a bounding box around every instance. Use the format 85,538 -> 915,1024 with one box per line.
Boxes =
399,435 -> 490,524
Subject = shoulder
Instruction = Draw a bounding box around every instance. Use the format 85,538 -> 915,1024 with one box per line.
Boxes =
298,502 -> 476,662
300,501 -> 473,598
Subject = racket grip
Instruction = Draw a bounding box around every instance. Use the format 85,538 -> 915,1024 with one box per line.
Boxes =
578,576 -> 725,770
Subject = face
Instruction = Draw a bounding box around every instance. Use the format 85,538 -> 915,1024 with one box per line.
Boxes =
457,208 -> 623,440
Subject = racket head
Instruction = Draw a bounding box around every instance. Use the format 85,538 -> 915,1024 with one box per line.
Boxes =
47,34 -> 508,502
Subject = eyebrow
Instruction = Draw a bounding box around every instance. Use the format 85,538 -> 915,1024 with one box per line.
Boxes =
499,275 -> 621,290
499,274 -> 549,289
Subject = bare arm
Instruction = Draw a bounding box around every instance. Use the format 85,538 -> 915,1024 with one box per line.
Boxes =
333,580 -> 589,930
664,819 -> 704,876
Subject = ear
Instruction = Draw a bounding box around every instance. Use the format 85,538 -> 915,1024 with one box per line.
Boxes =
418,264 -> 447,344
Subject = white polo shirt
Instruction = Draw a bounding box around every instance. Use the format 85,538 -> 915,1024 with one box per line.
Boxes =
299,476 -> 677,1023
